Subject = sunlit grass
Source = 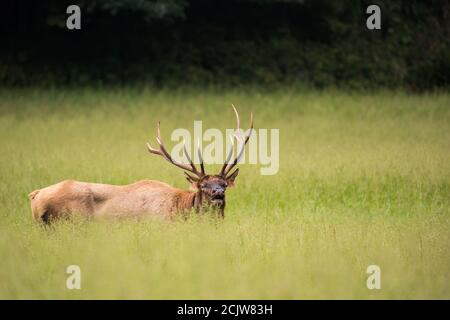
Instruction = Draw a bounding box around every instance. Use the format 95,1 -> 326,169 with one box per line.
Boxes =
0,87 -> 449,299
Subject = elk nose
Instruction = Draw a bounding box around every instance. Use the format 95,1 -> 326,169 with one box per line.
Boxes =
212,187 -> 224,196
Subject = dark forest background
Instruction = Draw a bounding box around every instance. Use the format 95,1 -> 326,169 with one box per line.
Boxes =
1,0 -> 449,89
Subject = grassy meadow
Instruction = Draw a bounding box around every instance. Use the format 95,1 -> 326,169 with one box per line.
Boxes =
0,87 -> 449,299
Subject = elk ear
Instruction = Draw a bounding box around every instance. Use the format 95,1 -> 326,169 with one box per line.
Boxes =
226,168 -> 239,187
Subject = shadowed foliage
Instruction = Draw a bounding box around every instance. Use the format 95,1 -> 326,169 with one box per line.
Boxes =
1,0 -> 449,89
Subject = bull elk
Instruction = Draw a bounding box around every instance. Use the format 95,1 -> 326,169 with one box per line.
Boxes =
29,106 -> 253,223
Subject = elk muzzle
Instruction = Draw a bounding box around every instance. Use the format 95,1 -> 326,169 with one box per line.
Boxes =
210,186 -> 225,205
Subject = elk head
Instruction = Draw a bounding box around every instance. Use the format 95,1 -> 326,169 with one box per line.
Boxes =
146,105 -> 253,216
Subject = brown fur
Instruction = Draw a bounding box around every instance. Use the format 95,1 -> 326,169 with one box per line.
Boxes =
29,179 -> 203,223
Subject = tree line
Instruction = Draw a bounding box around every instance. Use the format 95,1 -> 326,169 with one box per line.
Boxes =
1,0 -> 449,89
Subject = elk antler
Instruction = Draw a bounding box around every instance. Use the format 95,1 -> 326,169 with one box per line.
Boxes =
219,105 -> 254,178
147,121 -> 204,180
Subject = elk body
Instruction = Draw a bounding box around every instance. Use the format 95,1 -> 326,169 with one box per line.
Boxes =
29,106 -> 253,223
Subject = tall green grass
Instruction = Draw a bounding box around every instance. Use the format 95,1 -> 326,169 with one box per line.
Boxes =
0,88 -> 449,299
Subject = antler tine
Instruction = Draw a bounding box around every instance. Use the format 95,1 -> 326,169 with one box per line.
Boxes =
184,171 -> 198,183
182,138 -> 197,173
219,105 -> 241,176
219,135 -> 235,176
146,141 -> 161,155
221,110 -> 253,178
147,121 -> 203,178
197,138 -> 205,175
232,104 -> 240,138
155,121 -> 172,160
